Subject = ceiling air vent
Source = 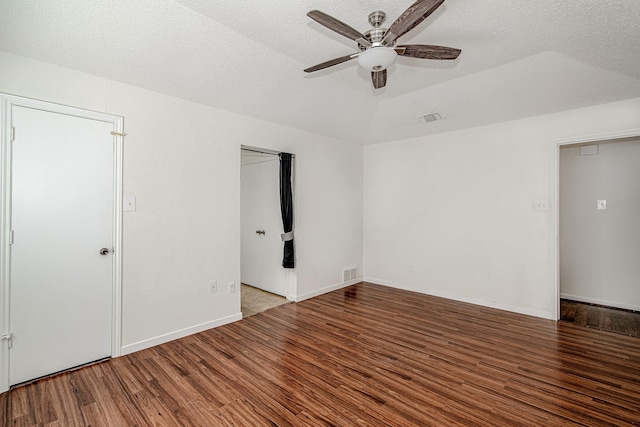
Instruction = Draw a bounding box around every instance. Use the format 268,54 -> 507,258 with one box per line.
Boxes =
418,113 -> 443,123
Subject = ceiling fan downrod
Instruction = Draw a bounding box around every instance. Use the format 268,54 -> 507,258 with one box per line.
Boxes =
364,11 -> 388,46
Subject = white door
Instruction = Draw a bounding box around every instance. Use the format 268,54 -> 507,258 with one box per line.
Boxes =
9,105 -> 114,385
241,153 -> 288,296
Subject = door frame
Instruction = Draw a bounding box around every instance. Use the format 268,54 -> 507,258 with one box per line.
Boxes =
0,94 -> 124,392
240,145 -> 297,300
552,127 -> 640,320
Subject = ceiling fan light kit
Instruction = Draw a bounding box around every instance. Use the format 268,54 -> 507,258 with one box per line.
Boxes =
304,0 -> 460,89
357,47 -> 397,72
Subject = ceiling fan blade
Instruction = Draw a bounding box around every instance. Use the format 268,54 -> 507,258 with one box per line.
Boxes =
396,44 -> 461,60
304,54 -> 357,73
384,0 -> 444,44
371,70 -> 387,89
307,10 -> 365,41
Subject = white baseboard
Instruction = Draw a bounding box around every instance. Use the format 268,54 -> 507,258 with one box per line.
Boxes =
364,276 -> 554,320
120,312 -> 243,356
560,293 -> 640,312
294,278 -> 361,302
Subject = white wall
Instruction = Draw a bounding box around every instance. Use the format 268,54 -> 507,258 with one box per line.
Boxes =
560,138 -> 640,310
364,98 -> 640,319
0,51 -> 363,352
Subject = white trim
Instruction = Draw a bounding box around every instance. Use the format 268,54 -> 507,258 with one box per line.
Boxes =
294,278 -> 361,302
364,277 -> 555,320
111,118 -> 124,358
553,127 -> 640,321
0,96 -> 12,393
285,268 -> 297,301
0,93 -> 124,392
551,139 -> 561,321
120,313 -> 242,356
554,128 -> 640,145
560,293 -> 640,312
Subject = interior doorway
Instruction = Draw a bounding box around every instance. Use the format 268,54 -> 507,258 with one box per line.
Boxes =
0,94 -> 123,392
240,146 -> 296,316
557,131 -> 640,335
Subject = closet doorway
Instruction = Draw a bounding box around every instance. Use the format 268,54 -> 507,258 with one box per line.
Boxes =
240,147 -> 295,316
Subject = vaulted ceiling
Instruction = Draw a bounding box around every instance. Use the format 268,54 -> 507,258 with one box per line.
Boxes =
1,0 -> 639,144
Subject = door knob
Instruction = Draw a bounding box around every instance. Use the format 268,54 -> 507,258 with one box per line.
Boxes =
255,230 -> 265,235
99,248 -> 111,255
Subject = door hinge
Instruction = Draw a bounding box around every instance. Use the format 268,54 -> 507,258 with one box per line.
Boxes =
1,332 -> 12,348
9,230 -> 14,245
11,126 -> 15,142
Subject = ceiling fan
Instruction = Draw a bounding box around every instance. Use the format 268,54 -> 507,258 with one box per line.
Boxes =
304,0 -> 461,89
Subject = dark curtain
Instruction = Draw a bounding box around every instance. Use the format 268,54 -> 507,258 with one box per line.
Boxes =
279,153 -> 294,268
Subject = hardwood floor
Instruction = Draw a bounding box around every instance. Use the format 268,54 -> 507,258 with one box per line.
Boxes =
4,282 -> 640,426
561,298 -> 640,338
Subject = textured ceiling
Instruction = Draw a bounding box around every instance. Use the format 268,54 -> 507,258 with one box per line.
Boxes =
0,0 -> 639,144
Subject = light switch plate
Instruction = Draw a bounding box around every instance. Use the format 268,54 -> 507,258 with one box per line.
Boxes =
597,200 -> 607,210
124,196 -> 136,212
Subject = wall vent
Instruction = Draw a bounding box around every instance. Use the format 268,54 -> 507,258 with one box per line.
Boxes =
418,112 -> 443,123
342,266 -> 357,284
579,144 -> 599,156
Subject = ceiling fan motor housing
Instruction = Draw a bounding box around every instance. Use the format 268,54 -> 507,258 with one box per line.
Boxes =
359,11 -> 392,51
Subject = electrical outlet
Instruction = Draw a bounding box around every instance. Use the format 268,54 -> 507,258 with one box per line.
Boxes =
209,280 -> 217,294
228,282 -> 236,294
535,200 -> 549,211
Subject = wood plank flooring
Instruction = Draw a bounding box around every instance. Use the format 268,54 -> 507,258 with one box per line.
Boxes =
561,298 -> 640,338
3,282 -> 640,426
